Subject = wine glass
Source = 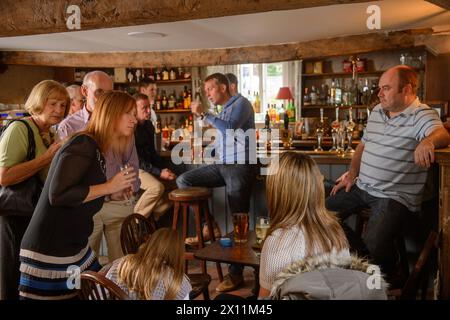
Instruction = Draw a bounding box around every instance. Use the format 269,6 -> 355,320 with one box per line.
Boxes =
119,163 -> 135,206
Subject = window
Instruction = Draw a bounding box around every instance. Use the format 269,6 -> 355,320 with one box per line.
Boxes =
237,62 -> 288,121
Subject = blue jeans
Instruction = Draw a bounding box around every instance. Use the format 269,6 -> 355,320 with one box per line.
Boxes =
176,164 -> 256,214
177,164 -> 256,277
326,185 -> 412,276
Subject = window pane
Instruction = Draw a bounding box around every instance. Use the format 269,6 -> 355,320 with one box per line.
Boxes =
263,63 -> 283,114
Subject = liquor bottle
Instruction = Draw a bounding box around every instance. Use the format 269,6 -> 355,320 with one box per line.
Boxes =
253,92 -> 261,113
161,90 -> 168,109
265,110 -> 271,130
287,100 -> 296,123
335,79 -> 342,106
155,68 -> 161,81
168,91 -> 176,109
329,79 -> 336,106
320,84 -> 328,106
162,67 -> 169,81
310,85 -> 317,105
169,68 -> 177,80
303,87 -> 311,106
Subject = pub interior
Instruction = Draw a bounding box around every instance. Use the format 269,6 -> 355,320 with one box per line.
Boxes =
0,0 -> 450,302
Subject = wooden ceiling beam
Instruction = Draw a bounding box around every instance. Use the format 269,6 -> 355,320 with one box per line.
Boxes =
425,0 -> 450,11
0,29 -> 434,68
0,0 -> 374,37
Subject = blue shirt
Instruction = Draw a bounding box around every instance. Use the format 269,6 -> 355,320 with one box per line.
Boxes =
205,94 -> 255,164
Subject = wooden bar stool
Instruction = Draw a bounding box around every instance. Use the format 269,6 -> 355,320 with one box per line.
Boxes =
169,187 -> 223,281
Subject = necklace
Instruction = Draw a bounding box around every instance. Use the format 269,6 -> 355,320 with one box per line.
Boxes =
29,116 -> 55,148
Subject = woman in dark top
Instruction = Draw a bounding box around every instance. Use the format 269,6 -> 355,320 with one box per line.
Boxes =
18,91 -> 138,300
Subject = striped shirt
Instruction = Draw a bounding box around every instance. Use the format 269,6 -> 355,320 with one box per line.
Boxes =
259,225 -> 350,291
357,98 -> 443,212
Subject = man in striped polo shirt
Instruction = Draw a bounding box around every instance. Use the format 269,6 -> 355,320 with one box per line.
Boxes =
326,65 -> 450,280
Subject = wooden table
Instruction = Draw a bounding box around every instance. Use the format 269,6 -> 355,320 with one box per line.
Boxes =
194,231 -> 261,295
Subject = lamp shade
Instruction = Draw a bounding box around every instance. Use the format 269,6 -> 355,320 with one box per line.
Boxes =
276,87 -> 293,100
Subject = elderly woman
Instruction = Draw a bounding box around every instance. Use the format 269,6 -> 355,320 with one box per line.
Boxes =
0,80 -> 69,300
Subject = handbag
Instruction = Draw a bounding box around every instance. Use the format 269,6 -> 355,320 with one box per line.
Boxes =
0,119 -> 43,216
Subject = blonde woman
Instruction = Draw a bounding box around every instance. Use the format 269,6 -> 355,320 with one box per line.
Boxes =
106,228 -> 192,300
259,152 -> 350,298
0,80 -> 69,300
18,91 -> 137,300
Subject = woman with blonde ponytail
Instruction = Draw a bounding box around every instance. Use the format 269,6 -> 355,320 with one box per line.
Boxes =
106,228 -> 192,300
259,152 -> 350,298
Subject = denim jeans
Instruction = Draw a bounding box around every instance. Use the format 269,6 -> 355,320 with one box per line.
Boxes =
176,164 -> 256,214
326,185 -> 411,276
177,164 -> 256,277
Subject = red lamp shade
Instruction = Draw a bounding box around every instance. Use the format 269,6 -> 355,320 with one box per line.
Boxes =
276,87 -> 293,100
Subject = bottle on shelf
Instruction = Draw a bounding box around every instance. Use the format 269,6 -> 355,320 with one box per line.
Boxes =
162,67 -> 169,81
303,87 -> 311,106
253,92 -> 261,114
310,85 -> 317,105
155,68 -> 161,81
329,79 -> 336,106
335,79 -> 342,106
287,100 -> 296,123
169,68 -> 177,80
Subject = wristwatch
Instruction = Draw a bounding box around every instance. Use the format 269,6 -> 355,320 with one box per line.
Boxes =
200,111 -> 208,120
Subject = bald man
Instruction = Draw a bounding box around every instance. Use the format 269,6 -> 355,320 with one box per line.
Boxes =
326,65 -> 450,283
57,71 -> 113,139
66,84 -> 84,115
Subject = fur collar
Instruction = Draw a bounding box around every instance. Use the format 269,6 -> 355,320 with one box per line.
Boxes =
271,250 -> 389,297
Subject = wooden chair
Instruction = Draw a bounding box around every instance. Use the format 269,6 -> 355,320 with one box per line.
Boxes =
120,213 -> 155,255
389,230 -> 439,300
78,270 -> 129,300
119,213 -> 211,300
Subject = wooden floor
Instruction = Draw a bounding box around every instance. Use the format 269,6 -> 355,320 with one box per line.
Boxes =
188,259 -> 257,300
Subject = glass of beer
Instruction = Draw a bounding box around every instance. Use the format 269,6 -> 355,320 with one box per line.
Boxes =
232,213 -> 249,244
255,216 -> 270,245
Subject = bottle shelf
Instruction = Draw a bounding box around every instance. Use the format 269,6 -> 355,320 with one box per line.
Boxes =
116,79 -> 191,86
156,109 -> 191,114
302,71 -> 384,78
302,105 -> 371,109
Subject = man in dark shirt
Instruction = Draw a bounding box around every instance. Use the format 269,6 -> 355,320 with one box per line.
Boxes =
133,94 -> 176,221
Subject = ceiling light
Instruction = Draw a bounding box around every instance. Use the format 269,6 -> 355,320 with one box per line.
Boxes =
127,31 -> 167,38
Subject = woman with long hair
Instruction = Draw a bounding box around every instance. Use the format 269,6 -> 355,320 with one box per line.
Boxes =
259,152 -> 350,297
18,91 -> 137,300
106,228 -> 192,300
0,80 -> 69,300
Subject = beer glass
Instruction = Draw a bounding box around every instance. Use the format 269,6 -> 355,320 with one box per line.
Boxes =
232,213 -> 249,244
255,216 -> 270,245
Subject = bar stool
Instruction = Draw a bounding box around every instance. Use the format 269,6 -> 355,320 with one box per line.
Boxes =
169,187 -> 223,281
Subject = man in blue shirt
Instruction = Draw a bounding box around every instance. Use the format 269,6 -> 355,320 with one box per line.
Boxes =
177,73 -> 256,292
